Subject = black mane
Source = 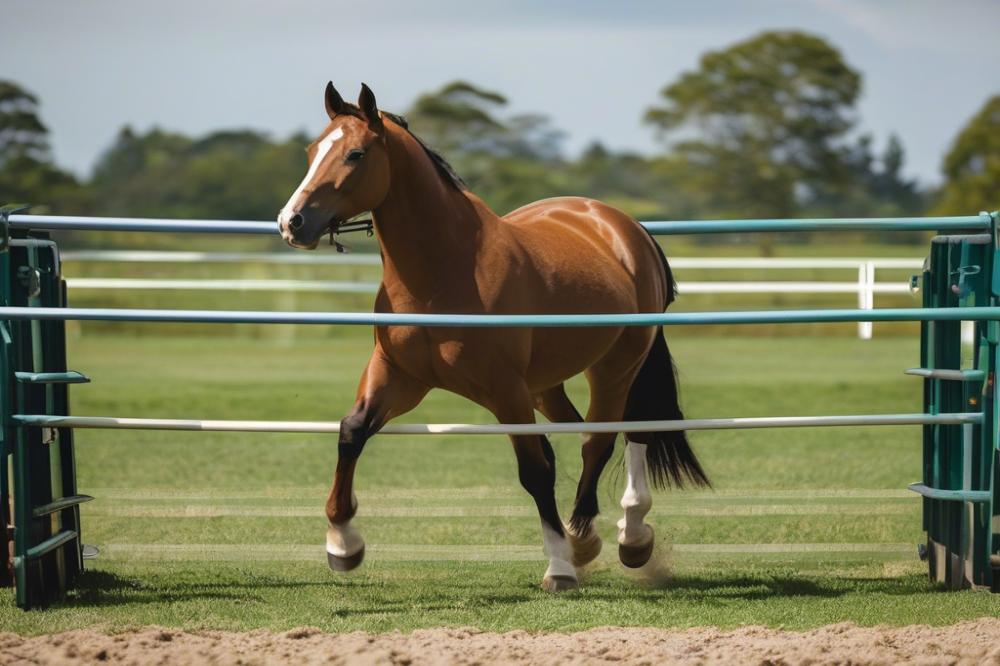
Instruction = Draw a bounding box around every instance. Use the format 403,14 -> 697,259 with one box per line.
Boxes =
381,110 -> 467,192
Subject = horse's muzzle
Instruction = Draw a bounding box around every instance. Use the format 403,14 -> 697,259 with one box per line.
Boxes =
278,209 -> 332,250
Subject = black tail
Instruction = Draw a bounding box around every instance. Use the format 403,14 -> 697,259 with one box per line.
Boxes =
624,326 -> 710,489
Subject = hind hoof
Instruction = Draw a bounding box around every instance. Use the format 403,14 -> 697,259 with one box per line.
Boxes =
541,575 -> 578,593
566,525 -> 603,567
327,545 -> 365,572
619,528 -> 654,568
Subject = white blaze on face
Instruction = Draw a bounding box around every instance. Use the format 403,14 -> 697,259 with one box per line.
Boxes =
280,126 -> 345,219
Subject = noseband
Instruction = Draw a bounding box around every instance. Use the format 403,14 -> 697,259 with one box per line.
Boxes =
329,216 -> 374,253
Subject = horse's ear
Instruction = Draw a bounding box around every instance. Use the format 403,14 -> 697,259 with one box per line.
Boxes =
325,81 -> 345,119
358,83 -> 382,129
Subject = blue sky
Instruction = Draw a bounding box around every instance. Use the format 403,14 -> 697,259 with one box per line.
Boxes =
4,0 -> 998,185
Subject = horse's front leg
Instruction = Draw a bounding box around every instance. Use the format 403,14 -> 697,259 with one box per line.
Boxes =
325,351 -> 428,572
617,440 -> 654,567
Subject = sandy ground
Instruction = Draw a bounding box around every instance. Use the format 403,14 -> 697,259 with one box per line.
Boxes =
2,620 -> 1000,666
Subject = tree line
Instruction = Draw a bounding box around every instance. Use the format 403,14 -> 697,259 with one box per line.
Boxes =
2,31 -> 997,239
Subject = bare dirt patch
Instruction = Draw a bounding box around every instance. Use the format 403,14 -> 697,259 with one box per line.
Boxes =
2,619 -> 999,665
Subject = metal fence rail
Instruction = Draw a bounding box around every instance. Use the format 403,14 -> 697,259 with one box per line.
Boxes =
2,305 -> 999,326
13,412 -> 983,435
10,213 -> 993,236
62,277 -> 912,295
57,250 -> 923,270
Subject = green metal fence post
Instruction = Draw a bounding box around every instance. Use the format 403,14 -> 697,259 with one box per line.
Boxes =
0,206 -> 17,590
918,224 -> 999,589
3,230 -> 88,608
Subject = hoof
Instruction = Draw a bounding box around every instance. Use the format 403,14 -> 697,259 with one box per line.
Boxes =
619,527 -> 654,569
327,545 -> 364,572
541,575 -> 578,593
566,525 -> 602,567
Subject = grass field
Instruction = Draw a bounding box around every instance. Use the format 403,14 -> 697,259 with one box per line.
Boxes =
4,328 -> 1000,633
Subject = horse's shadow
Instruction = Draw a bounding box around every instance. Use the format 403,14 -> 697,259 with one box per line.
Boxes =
56,568 -> 929,611
628,573 -> 841,600
59,569 -> 365,609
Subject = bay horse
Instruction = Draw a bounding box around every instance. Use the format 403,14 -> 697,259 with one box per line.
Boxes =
277,83 -> 709,592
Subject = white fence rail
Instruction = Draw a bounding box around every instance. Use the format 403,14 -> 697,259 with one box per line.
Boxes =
60,252 -> 925,339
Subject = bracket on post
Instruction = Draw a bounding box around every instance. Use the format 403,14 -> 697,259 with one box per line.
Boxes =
0,205 -> 30,254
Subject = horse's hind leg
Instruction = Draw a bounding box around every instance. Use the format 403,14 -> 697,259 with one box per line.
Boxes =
494,383 -> 576,592
582,328 -> 658,569
325,351 -> 428,572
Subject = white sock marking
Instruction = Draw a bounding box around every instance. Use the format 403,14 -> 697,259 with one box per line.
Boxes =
541,522 -> 577,580
619,441 -> 653,546
326,519 -> 364,558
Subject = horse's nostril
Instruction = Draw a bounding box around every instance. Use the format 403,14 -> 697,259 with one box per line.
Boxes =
289,214 -> 304,231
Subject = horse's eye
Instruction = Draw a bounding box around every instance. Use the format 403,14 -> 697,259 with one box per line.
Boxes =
345,149 -> 365,162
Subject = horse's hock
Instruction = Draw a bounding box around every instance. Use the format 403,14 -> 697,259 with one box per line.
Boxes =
1,208 -> 999,608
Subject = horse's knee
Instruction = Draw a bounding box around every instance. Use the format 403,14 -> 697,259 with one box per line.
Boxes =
516,436 -> 556,493
338,405 -> 374,459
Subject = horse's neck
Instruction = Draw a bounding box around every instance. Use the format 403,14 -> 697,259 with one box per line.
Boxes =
373,127 -> 496,305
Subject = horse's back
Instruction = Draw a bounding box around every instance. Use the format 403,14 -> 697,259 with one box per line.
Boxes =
501,196 -> 667,313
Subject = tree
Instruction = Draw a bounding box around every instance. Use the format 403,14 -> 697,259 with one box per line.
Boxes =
644,31 -> 862,219
90,126 -> 306,221
933,95 -> 1000,215
0,80 -> 50,166
405,80 -> 509,157
0,80 -> 87,213
405,81 -> 568,213
565,143 -> 700,220
808,133 -> 924,218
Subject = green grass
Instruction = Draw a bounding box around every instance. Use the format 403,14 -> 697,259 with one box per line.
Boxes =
3,330 -> 999,633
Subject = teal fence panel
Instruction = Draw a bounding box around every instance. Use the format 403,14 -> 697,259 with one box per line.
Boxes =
918,233 -> 999,588
1,229 -> 89,608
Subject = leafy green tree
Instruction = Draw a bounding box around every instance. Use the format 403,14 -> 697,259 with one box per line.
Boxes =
644,31 -> 862,219
564,143 -> 700,220
90,126 -> 306,220
933,95 -> 1000,215
405,81 -> 567,213
809,133 -> 924,218
0,80 -> 49,164
0,80 -> 87,213
406,81 -> 509,157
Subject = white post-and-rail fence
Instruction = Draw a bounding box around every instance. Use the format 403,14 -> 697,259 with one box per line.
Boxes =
60,251 -> 923,340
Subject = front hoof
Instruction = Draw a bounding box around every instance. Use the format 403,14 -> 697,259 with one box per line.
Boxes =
541,575 -> 578,593
327,545 -> 365,572
619,527 -> 654,569
565,525 -> 602,567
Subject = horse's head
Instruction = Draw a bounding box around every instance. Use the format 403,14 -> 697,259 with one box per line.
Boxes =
278,83 -> 391,250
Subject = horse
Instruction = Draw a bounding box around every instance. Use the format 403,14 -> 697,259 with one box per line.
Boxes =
277,82 -> 709,592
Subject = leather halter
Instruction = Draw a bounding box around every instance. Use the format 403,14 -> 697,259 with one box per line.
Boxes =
329,216 -> 374,253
